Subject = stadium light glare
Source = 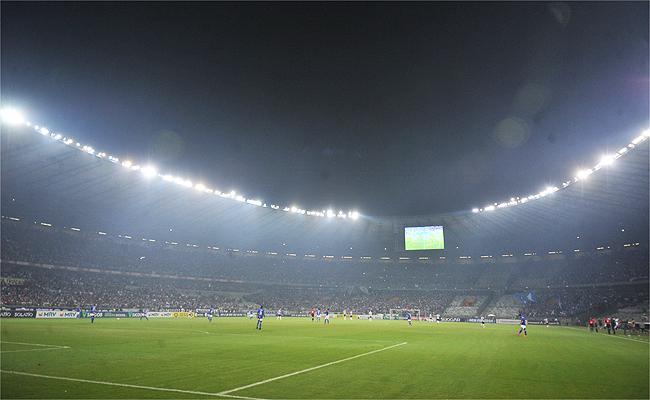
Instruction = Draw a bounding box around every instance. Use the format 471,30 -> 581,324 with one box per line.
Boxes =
12,108 -> 645,220
141,165 -> 158,178
246,199 -> 263,207
82,145 -> 95,155
599,154 -> 615,167
0,108 -> 26,125
576,169 -> 592,180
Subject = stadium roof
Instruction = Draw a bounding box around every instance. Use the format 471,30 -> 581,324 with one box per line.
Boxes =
1,2 -> 648,216
1,108 -> 647,221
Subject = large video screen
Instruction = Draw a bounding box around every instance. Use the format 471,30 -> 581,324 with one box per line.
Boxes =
404,225 -> 444,250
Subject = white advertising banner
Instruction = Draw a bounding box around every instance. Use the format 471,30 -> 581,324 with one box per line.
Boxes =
36,310 -> 80,319
146,311 -> 173,318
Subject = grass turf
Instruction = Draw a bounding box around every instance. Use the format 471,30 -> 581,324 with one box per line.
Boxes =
1,317 -> 648,399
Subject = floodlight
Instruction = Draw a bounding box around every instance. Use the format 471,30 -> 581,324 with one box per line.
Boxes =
0,108 -> 25,125
82,146 -> 95,155
599,154 -> 615,166
39,127 -> 50,135
122,160 -> 133,168
576,169 -> 592,180
141,165 -> 158,178
349,211 -> 359,220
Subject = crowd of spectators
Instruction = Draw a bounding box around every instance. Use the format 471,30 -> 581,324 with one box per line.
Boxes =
1,220 -> 648,319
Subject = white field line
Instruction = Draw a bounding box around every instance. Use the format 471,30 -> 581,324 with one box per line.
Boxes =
0,370 -> 261,400
561,326 -> 649,344
0,341 -> 71,353
218,341 -> 408,396
1,347 -> 70,354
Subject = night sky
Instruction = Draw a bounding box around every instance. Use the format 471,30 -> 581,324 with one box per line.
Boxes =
1,2 -> 648,216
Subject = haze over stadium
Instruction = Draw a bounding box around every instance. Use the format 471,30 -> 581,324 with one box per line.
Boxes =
1,2 -> 649,400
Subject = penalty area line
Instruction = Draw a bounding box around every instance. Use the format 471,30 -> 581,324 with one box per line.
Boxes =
0,370 -> 261,400
218,341 -> 408,396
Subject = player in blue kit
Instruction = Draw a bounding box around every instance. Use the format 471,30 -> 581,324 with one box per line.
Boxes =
89,305 -> 96,324
316,308 -> 322,322
517,314 -> 527,336
207,307 -> 214,322
406,311 -> 412,326
256,305 -> 265,330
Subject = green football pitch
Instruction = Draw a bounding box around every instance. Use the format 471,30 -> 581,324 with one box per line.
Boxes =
1,318 -> 648,399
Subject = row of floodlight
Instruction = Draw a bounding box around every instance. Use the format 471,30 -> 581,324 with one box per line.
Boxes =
2,107 -> 647,218
0,108 -> 360,221
471,128 -> 650,213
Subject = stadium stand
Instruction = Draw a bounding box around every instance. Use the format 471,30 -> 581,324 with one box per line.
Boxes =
2,218 -> 647,321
